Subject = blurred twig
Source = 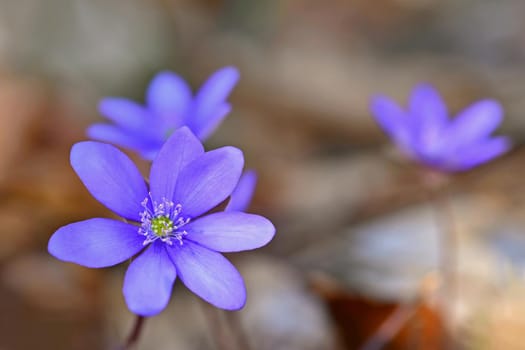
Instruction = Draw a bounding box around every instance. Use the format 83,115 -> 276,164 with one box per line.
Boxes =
358,302 -> 419,350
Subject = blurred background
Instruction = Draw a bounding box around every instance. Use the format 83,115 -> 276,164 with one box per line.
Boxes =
1,0 -> 525,349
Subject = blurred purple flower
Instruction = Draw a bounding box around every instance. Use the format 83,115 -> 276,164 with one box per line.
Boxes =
88,67 -> 239,160
48,127 -> 275,316
226,170 -> 257,212
370,83 -> 511,172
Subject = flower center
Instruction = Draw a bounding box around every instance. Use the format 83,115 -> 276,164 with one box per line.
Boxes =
164,127 -> 176,139
150,216 -> 174,237
139,195 -> 191,246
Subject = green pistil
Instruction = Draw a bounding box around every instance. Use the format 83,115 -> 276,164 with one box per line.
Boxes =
151,216 -> 174,237
164,127 -> 176,139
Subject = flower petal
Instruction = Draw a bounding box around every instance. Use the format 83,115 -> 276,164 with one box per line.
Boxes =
174,146 -> 244,218
149,127 -> 204,203
225,170 -> 257,212
70,141 -> 148,221
186,212 -> 275,252
87,124 -> 162,160
48,218 -> 144,268
445,136 -> 511,171
189,67 -> 239,137
409,84 -> 448,152
167,241 -> 246,310
123,242 -> 177,316
192,103 -> 231,141
370,95 -> 412,149
409,83 -> 448,127
147,71 -> 192,125
98,98 -> 150,131
444,99 -> 503,150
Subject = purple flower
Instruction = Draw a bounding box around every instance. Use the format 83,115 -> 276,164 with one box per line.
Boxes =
87,67 -> 240,160
48,127 -> 275,316
370,83 -> 511,172
226,170 -> 257,212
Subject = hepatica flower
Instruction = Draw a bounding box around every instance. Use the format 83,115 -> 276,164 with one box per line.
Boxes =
88,66 -> 239,160
48,127 -> 275,316
371,83 -> 511,172
226,170 -> 257,212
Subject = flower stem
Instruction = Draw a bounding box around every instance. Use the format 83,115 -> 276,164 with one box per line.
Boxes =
225,311 -> 252,350
422,170 -> 456,348
120,315 -> 146,350
199,300 -> 234,350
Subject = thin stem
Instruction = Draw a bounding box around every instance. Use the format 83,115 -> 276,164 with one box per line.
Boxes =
422,170 -> 456,349
435,194 -> 458,350
358,303 -> 418,350
434,191 -> 458,310
199,300 -> 235,350
225,311 -> 252,350
120,315 -> 146,350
